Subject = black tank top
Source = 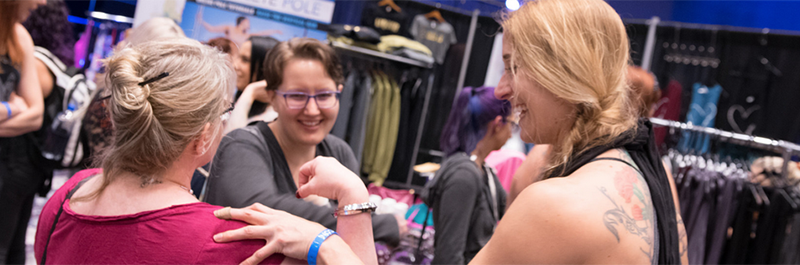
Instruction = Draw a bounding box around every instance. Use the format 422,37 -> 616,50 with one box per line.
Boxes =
545,119 -> 680,265
0,53 -> 20,101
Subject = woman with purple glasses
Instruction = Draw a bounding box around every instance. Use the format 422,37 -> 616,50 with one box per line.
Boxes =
205,37 -> 403,251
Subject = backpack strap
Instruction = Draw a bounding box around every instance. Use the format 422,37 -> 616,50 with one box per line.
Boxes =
40,175 -> 94,264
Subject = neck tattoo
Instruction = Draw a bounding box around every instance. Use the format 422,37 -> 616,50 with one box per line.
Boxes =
141,178 -> 194,195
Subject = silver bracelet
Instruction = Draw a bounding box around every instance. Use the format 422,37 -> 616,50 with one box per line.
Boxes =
333,202 -> 377,218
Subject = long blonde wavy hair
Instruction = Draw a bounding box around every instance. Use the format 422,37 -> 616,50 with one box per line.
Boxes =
503,0 -> 638,177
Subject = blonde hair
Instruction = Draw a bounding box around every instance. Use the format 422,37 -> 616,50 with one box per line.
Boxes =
82,38 -> 234,199
124,17 -> 186,47
503,0 -> 637,177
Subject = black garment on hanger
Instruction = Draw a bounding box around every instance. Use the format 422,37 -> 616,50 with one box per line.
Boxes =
544,119 -> 680,264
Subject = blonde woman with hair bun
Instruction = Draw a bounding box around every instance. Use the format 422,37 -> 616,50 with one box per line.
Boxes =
206,0 -> 689,264
32,38 -> 371,264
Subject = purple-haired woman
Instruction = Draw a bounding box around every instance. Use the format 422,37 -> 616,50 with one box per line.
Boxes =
422,86 -> 513,265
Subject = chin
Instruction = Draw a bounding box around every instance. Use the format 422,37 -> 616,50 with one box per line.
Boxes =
298,134 -> 326,146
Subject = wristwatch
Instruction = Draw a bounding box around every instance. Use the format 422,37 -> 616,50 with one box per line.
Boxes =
333,202 -> 378,218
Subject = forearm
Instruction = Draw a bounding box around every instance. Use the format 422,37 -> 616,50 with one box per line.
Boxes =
0,108 -> 43,136
2,26 -> 45,136
0,91 -> 43,136
0,98 -> 24,122
335,191 -> 378,265
318,236 -> 364,265
226,90 -> 255,134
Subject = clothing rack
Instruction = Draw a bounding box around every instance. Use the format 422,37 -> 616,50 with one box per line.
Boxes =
650,118 -> 800,154
624,18 -> 800,37
650,117 -> 800,176
628,16 -> 800,70
331,41 -> 434,69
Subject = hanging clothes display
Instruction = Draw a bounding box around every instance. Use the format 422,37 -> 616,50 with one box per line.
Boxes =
653,118 -> 800,265
410,14 -> 457,64
653,80 -> 683,147
678,83 -> 722,153
364,72 -> 402,186
360,0 -> 411,37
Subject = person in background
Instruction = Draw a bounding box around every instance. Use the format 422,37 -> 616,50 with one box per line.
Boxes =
82,17 -> 186,162
35,38 -> 299,264
0,0 -> 44,133
206,37 -> 239,59
627,65 -> 661,118
205,37 -> 403,246
211,1 -> 690,264
226,36 -> 280,134
423,86 -> 512,264
0,0 -> 46,263
0,1 -> 77,263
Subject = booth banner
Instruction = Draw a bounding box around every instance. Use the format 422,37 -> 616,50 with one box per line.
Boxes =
181,0 -> 329,43
226,0 -> 335,24
193,0 -> 332,28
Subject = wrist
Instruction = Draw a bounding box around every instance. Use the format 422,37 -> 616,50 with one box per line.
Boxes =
337,187 -> 369,206
317,235 -> 358,265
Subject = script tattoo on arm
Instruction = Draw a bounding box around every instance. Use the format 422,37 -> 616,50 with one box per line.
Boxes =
597,150 -> 656,263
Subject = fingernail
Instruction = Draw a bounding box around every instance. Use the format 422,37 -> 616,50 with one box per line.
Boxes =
295,192 -> 301,198
213,233 -> 221,241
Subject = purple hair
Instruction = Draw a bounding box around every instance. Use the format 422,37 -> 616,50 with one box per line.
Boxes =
440,86 -> 512,157
22,0 -> 75,66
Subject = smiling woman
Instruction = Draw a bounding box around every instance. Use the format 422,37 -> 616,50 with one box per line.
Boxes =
205,38 -> 403,257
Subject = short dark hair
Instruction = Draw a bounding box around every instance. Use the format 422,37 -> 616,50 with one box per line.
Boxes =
236,16 -> 248,26
263,38 -> 344,91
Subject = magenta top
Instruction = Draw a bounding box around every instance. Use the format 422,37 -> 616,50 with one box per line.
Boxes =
34,169 -> 285,264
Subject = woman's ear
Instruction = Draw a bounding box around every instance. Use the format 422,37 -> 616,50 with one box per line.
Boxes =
195,122 -> 214,155
337,84 -> 344,92
493,115 -> 504,132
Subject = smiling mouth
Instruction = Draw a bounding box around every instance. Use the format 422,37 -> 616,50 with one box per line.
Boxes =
300,120 -> 322,127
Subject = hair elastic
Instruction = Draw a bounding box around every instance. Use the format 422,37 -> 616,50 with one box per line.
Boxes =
1,101 -> 11,118
307,229 -> 337,265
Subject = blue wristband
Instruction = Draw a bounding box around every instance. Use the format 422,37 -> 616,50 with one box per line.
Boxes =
1,102 -> 10,118
307,229 -> 337,265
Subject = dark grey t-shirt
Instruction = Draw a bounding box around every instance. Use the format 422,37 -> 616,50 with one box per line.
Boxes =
205,123 -> 400,245
410,15 -> 457,64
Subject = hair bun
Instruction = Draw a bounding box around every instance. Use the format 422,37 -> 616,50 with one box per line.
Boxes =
105,47 -> 152,110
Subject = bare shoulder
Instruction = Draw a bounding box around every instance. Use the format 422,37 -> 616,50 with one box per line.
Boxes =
569,149 -> 657,264
472,177 -> 620,264
14,23 -> 34,53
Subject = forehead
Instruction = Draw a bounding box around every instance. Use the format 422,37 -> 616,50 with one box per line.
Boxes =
281,59 -> 335,89
502,33 -> 512,60
240,41 -> 252,55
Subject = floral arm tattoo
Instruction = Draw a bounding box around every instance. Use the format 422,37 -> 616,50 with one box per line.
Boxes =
598,150 -> 655,262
